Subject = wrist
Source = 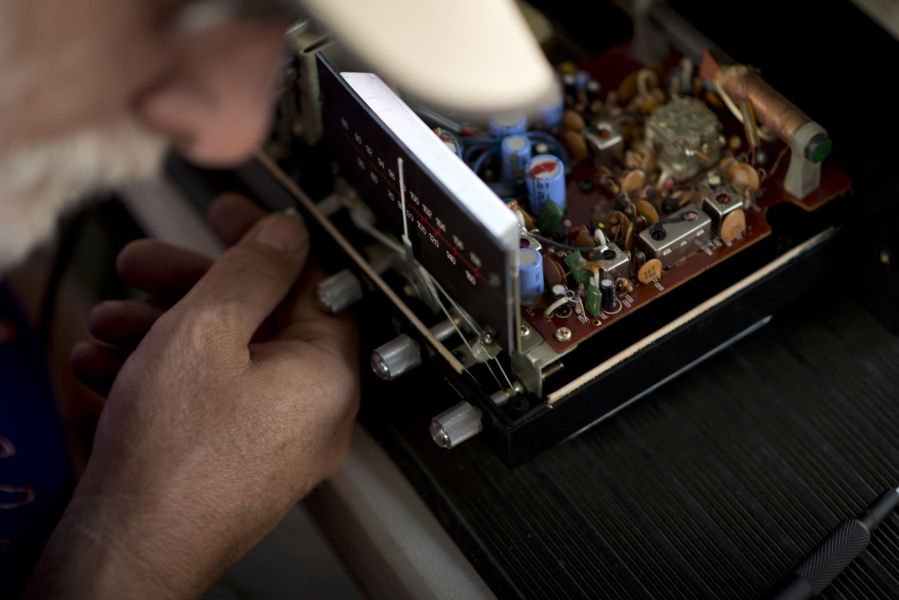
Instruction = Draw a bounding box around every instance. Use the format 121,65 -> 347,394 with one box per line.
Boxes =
25,486 -> 216,599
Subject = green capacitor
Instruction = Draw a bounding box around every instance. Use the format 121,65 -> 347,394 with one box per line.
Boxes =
563,251 -> 592,284
585,285 -> 603,317
538,200 -> 564,232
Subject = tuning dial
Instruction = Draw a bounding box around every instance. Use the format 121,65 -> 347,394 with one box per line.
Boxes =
315,269 -> 363,314
430,402 -> 483,449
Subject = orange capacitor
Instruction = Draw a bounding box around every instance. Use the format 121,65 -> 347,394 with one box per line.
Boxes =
740,97 -> 760,150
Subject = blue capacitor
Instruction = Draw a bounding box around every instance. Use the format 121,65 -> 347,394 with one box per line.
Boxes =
501,135 -> 532,181
537,89 -> 564,130
519,247 -> 544,307
488,111 -> 527,138
526,154 -> 566,215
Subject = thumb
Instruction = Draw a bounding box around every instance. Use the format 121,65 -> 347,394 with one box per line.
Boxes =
168,209 -> 309,346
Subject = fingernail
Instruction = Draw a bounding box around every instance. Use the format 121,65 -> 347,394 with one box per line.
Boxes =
254,213 -> 308,254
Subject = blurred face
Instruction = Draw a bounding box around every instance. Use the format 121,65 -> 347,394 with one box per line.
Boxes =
0,0 -> 289,271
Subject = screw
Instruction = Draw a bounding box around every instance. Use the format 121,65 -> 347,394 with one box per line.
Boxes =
480,333 -> 493,345
555,327 -> 572,343
488,274 -> 501,287
519,325 -> 530,337
880,246 -> 891,268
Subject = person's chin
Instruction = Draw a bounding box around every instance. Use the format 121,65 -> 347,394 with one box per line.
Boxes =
0,120 -> 170,275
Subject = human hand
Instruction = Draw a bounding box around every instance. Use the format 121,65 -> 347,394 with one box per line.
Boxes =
28,194 -> 361,599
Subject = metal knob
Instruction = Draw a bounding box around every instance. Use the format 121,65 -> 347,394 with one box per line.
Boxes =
315,269 -> 363,314
370,317 -> 461,381
430,401 -> 483,449
371,334 -> 421,381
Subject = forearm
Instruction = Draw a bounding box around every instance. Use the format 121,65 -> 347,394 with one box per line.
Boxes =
24,490 -> 223,599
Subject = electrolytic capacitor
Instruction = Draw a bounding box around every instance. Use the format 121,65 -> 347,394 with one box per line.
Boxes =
538,89 -> 565,130
599,278 -> 617,311
501,135 -> 532,181
489,111 -> 527,138
519,247 -> 544,307
551,284 -> 567,301
526,154 -> 566,215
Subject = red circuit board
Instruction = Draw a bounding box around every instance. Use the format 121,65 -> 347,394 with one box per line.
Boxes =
521,45 -> 852,352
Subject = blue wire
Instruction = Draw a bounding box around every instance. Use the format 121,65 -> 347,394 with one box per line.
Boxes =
525,132 -> 570,168
471,148 -> 499,175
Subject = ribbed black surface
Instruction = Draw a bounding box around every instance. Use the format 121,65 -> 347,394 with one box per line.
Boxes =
374,298 -> 899,599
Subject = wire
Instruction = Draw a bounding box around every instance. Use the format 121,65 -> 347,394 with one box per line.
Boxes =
543,296 -> 570,317
420,266 -> 514,391
524,132 -> 570,167
529,232 -> 604,253
471,148 -> 498,175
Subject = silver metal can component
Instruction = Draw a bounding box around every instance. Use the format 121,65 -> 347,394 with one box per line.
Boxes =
315,269 -> 363,314
584,122 -> 624,165
637,204 -> 711,268
702,188 -> 744,234
591,242 -> 629,281
430,401 -> 483,449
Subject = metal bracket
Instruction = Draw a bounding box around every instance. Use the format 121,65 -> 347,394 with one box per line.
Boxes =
784,122 -> 826,199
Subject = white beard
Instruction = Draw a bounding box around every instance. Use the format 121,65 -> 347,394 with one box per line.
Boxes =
0,119 -> 170,273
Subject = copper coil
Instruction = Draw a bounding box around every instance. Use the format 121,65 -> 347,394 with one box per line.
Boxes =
722,67 -> 811,146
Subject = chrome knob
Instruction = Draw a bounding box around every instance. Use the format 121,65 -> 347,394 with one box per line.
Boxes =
370,318 -> 461,381
371,334 -> 421,381
315,269 -> 363,314
430,401 -> 482,449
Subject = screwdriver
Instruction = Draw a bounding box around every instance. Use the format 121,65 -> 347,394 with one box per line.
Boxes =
767,486 -> 899,599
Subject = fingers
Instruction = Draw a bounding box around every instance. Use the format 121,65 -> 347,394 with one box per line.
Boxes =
117,240 -> 214,298
207,193 -> 267,246
89,300 -> 165,349
169,211 -> 310,346
71,342 -> 129,397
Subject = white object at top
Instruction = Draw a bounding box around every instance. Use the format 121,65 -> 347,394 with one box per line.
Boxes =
342,72 -> 520,254
301,0 -> 555,115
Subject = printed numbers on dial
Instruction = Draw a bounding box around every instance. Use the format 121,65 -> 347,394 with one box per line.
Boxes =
369,171 -> 378,184
435,218 -> 446,232
422,205 -> 432,218
354,133 -> 362,144
446,251 -> 456,265
428,233 -> 439,247
469,253 -> 482,268
356,157 -> 365,170
465,271 -> 477,285
452,235 -> 464,251
340,118 -> 348,130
